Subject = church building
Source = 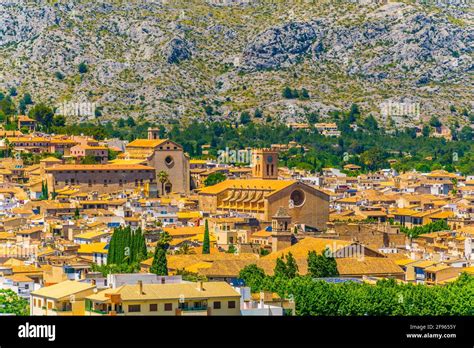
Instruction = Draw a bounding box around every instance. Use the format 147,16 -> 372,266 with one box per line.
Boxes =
198,148 -> 329,231
121,128 -> 190,195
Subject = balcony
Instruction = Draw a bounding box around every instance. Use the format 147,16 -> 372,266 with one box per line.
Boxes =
86,303 -> 124,316
178,304 -> 209,316
89,308 -> 108,315
181,305 -> 208,312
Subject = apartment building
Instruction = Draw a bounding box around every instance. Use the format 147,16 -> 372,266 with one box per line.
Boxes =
30,280 -> 96,316
84,281 -> 241,316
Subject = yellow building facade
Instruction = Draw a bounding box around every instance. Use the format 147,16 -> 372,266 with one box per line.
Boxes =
85,281 -> 241,316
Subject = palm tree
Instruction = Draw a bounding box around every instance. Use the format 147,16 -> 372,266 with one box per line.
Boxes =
158,171 -> 169,196
157,231 -> 172,249
176,244 -> 195,255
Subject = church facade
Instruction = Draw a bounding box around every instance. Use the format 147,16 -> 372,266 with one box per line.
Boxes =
198,179 -> 329,231
199,147 -> 329,230
124,128 -> 190,195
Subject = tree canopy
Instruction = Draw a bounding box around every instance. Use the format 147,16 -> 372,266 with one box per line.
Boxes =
0,289 -> 29,316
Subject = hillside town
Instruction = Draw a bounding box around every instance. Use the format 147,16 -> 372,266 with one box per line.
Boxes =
0,122 -> 472,317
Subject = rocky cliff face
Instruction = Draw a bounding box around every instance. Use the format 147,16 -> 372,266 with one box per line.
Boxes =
242,22 -> 317,70
0,0 -> 472,126
163,37 -> 192,64
243,4 -> 472,83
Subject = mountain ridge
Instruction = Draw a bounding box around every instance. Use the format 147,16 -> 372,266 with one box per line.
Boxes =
0,0 -> 472,127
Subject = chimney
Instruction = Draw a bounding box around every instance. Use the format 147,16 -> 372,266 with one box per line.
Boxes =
138,280 -> 143,295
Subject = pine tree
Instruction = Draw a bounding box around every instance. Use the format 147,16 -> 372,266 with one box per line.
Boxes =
308,248 -> 339,278
299,88 -> 310,100
325,250 -> 339,277
150,247 -> 168,276
307,250 -> 322,277
202,219 -> 210,254
285,252 -> 299,279
282,86 -> 293,99
274,256 -> 287,278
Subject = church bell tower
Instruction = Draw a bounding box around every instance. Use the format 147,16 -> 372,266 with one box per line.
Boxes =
252,148 -> 278,180
271,207 -> 292,252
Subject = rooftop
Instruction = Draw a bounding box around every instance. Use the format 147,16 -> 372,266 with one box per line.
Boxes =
198,179 -> 297,195
90,281 -> 240,301
31,280 -> 95,300
46,164 -> 155,171
262,237 -> 354,260
127,139 -> 168,148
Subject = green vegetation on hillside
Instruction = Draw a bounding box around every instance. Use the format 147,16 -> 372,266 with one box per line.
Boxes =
22,116 -> 474,175
0,91 -> 472,174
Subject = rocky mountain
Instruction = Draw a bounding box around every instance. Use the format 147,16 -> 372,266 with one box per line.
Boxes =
0,0 -> 472,128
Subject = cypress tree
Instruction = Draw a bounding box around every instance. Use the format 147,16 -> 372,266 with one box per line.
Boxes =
124,227 -> 132,264
150,247 -> 168,276
136,229 -> 142,261
116,227 -> 124,264
202,219 -> 210,254
40,181 -> 47,200
119,227 -> 126,264
107,226 -> 149,267
111,227 -> 120,264
131,227 -> 146,262
139,230 -> 147,261
116,227 -> 123,264
130,229 -> 138,263
107,227 -> 118,264
111,228 -> 118,264
44,181 -> 49,200
118,227 -> 125,264
107,232 -> 114,264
